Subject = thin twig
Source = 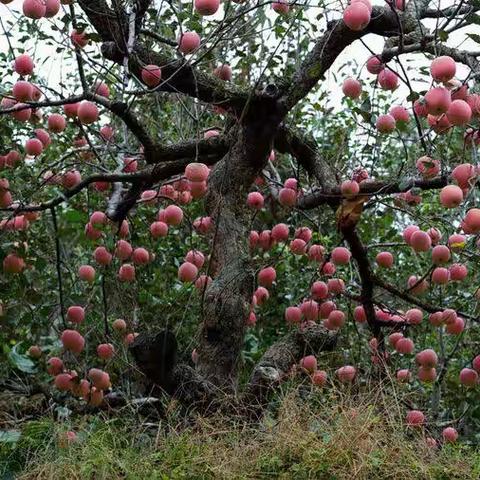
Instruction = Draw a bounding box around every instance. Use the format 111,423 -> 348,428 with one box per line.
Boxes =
50,207 -> 66,328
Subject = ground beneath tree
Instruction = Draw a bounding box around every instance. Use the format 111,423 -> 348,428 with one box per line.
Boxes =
1,387 -> 479,480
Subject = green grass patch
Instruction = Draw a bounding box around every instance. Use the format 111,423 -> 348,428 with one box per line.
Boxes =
2,389 -> 480,480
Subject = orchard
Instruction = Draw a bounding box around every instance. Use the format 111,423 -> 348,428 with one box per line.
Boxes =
1,0 -> 480,474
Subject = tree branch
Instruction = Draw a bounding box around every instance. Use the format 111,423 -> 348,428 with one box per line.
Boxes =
341,225 -> 381,338
2,154 -> 222,215
0,93 -> 155,154
281,6 -> 403,111
298,175 -> 448,210
244,323 -> 337,415
147,135 -> 231,165
422,4 -> 479,18
373,274 -> 478,322
274,125 -> 336,190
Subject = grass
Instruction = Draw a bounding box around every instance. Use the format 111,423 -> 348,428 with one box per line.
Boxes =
2,384 -> 480,480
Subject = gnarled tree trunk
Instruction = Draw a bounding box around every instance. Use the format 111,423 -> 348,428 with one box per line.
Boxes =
196,95 -> 284,391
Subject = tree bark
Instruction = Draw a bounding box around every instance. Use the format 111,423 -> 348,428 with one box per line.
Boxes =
244,324 -> 337,415
196,95 -> 284,391
130,324 -> 337,416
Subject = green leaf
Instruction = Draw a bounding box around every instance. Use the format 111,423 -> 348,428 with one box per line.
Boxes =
88,32 -> 102,42
64,209 -> 84,223
467,13 -> 480,25
467,33 -> 480,44
8,343 -> 37,374
360,97 -> 371,113
398,178 -> 412,191
396,120 -> 409,132
353,107 -> 372,124
0,430 -> 21,444
406,91 -> 420,102
55,406 -> 72,420
438,30 -> 449,41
